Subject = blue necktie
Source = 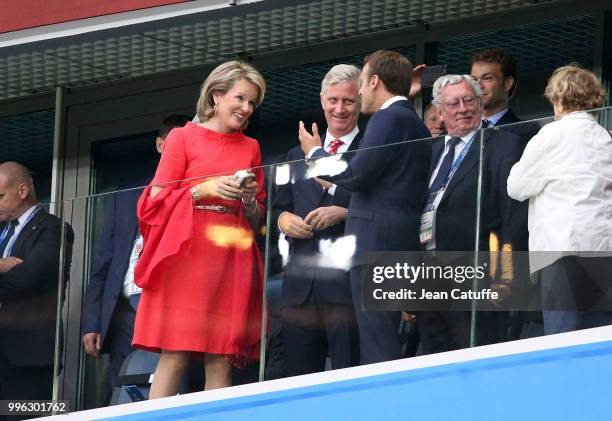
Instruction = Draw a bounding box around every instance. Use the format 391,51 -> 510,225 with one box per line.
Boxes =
482,119 -> 492,128
429,137 -> 461,193
0,220 -> 19,257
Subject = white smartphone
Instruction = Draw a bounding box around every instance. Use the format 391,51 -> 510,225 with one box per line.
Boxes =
233,170 -> 256,186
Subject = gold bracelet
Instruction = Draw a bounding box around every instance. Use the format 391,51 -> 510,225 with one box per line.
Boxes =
190,185 -> 202,201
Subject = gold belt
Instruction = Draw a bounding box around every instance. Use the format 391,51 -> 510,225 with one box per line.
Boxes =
194,204 -> 238,214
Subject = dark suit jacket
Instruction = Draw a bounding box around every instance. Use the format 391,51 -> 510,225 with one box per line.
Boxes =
496,108 -> 541,149
314,100 -> 431,259
430,128 -> 527,252
82,186 -> 143,351
275,131 -> 363,306
0,207 -> 74,366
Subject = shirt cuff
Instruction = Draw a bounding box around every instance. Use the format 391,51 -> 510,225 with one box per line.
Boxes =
306,146 -> 323,159
277,211 -> 288,235
327,184 -> 337,196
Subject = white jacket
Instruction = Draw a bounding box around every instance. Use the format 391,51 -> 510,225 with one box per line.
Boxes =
507,111 -> 612,272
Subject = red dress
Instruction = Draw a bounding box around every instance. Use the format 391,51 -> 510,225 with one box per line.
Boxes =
132,122 -> 265,366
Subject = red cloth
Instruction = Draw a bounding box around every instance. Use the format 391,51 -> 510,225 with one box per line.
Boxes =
133,122 -> 265,366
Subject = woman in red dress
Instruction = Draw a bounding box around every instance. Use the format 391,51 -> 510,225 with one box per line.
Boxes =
133,61 -> 267,396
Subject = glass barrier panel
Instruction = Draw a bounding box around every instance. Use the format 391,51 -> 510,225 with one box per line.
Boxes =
470,115 -> 554,349
263,129 -> 479,379
48,105 -> 612,412
474,107 -> 612,347
57,164 -> 271,409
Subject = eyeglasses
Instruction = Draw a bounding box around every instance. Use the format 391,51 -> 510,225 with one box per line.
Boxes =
442,96 -> 478,110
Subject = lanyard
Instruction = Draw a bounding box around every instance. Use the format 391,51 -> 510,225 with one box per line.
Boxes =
439,130 -> 478,190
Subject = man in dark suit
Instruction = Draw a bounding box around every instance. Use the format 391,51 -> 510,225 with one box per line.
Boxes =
0,162 -> 73,418
471,49 -> 540,339
417,74 -> 526,354
275,64 -> 363,375
299,50 -> 431,364
81,115 -> 190,390
470,48 -> 540,146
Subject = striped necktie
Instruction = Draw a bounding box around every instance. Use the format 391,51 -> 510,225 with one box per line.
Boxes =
0,220 -> 19,256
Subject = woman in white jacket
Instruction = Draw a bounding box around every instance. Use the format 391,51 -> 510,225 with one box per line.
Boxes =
507,65 -> 611,335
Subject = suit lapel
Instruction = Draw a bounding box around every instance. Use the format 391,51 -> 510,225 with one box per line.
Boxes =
125,189 -> 142,242
314,128 -> 363,203
342,128 -> 363,162
441,130 -> 489,202
496,109 -> 520,126
290,148 -> 326,203
10,206 -> 46,255
429,137 -> 445,179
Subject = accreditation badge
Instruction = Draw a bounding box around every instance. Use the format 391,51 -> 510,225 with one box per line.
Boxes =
419,189 -> 444,245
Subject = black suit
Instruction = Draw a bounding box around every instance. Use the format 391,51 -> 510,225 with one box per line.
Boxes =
275,131 -> 362,375
0,206 -> 73,413
495,108 -> 540,149
418,128 -> 527,354
495,108 -> 543,338
313,100 -> 431,364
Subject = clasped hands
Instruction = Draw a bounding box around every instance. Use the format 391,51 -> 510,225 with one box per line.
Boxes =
192,176 -> 257,203
279,206 -> 346,239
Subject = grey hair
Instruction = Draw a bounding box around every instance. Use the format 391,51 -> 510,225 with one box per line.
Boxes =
320,64 -> 361,96
431,74 -> 482,105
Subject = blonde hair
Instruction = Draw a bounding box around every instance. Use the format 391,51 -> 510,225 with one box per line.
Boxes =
544,65 -> 606,112
196,61 -> 266,122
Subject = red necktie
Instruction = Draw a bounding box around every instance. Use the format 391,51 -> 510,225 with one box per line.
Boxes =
327,138 -> 344,154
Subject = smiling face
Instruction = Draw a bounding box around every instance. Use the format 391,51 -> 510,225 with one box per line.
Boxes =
470,61 -> 513,117
321,79 -> 360,138
439,80 -> 482,137
212,79 -> 259,133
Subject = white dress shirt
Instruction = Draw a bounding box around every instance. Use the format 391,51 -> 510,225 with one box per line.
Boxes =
423,129 -> 477,250
428,129 -> 477,189
122,233 -> 144,297
507,111 -> 612,272
380,95 -> 408,110
305,125 -> 359,160
322,125 -> 359,155
485,108 -> 509,126
321,125 -> 360,195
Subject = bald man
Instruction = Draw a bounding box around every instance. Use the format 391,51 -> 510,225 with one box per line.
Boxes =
0,162 -> 73,416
